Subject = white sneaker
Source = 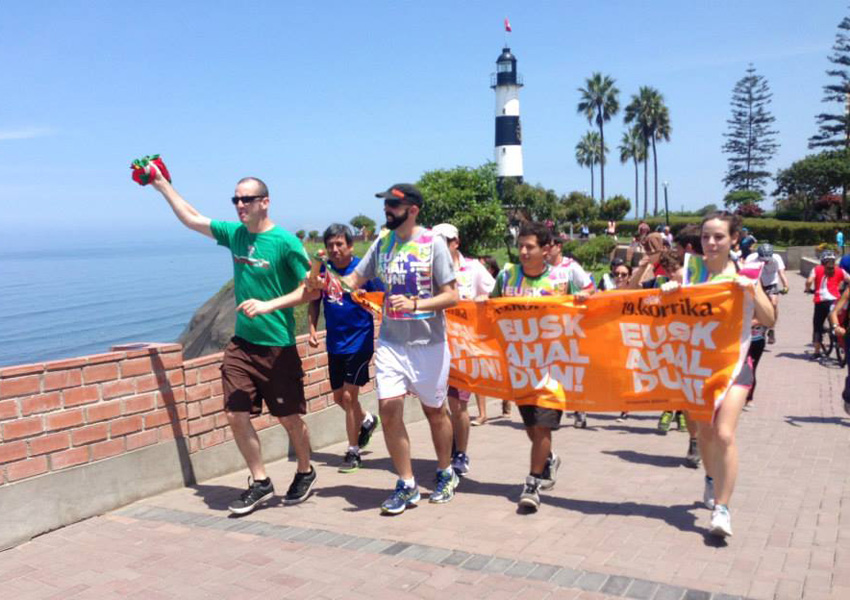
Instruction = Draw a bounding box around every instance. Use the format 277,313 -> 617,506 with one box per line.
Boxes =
703,477 -> 715,510
710,505 -> 733,538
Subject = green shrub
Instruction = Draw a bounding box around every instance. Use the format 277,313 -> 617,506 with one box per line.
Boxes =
593,218 -> 840,246
563,235 -> 617,266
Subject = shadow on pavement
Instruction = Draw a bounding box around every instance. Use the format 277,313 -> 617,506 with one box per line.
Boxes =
460,476 -> 723,544
784,415 -> 849,427
774,351 -> 821,362
601,450 -> 685,468
190,483 -> 284,513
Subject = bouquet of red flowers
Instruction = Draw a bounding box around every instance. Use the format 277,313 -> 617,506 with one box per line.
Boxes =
130,154 -> 171,186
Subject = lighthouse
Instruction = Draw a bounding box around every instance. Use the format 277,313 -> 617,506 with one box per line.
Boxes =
491,46 -> 524,182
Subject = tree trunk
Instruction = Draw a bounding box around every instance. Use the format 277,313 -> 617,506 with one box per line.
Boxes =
634,157 -> 639,220
643,152 -> 649,219
652,136 -> 659,216
598,113 -> 606,202
590,164 -> 595,200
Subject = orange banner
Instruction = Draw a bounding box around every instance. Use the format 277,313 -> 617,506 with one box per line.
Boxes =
357,283 -> 752,422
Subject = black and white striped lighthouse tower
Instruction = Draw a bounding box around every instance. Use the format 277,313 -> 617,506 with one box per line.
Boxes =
491,45 -> 524,183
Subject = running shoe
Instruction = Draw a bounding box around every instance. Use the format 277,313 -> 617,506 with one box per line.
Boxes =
616,412 -> 628,422
451,451 -> 470,477
228,477 -> 274,516
518,476 -> 541,511
540,453 -> 561,491
685,439 -> 701,469
703,476 -> 715,510
381,480 -> 421,515
573,412 -> 587,429
284,467 -> 317,505
767,329 -> 776,344
429,469 -> 459,504
471,417 -> 486,426
338,450 -> 362,473
658,411 -> 673,433
357,414 -> 381,449
677,412 -> 688,431
710,504 -> 733,538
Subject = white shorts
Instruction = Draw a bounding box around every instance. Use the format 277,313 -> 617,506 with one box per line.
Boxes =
374,339 -> 450,408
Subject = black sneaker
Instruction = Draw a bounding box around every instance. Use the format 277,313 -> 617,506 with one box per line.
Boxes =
284,467 -> 317,505
338,450 -> 362,473
228,477 -> 274,516
357,415 -> 381,449
684,439 -> 701,469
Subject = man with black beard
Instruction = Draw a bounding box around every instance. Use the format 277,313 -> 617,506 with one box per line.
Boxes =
308,184 -> 458,515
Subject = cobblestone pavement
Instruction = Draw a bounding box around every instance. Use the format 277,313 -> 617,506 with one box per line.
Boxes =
1,274 -> 848,599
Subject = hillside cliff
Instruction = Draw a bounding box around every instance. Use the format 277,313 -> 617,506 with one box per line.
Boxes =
178,280 -> 235,359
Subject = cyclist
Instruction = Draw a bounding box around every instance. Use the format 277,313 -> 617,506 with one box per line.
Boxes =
745,244 -> 788,344
805,251 -> 850,359
829,286 -> 850,415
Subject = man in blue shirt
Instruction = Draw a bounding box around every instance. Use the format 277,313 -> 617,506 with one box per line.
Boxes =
308,224 -> 384,472
837,229 -> 845,256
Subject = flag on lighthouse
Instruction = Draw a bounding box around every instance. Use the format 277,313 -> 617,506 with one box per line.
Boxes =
504,18 -> 512,33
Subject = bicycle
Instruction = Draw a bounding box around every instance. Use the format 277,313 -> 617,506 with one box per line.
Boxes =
806,289 -> 846,366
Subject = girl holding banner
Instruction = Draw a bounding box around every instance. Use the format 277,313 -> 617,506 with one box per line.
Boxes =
674,212 -> 775,538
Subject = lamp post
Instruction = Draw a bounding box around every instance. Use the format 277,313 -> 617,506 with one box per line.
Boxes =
663,181 -> 670,227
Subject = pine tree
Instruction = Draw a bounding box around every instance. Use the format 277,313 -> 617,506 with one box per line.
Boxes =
810,13 -> 850,150
722,64 -> 779,194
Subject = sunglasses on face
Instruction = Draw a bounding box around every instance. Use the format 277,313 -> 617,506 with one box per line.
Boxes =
231,195 -> 264,206
614,271 -> 629,279
383,198 -> 411,209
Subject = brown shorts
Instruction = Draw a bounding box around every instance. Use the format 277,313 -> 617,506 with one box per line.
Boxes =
221,337 -> 306,418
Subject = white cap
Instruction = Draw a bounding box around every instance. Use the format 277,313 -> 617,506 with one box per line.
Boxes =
432,223 -> 459,241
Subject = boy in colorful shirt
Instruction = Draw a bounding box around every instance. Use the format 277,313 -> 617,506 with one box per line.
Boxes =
492,222 -> 590,512
432,223 -> 496,477
308,224 -> 384,473
312,184 -> 459,515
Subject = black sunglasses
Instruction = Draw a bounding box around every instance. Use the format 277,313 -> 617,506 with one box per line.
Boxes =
231,195 -> 265,206
383,198 -> 411,209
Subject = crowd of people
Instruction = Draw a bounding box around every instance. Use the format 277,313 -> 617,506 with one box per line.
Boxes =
144,171 -> 803,540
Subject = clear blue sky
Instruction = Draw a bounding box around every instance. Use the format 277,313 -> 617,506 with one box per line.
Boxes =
0,2 -> 844,248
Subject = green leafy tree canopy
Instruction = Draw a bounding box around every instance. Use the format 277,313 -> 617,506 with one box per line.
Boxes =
599,195 -> 631,221
416,162 -> 507,255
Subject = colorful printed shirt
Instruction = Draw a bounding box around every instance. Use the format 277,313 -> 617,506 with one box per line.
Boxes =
492,263 -> 568,297
455,254 -> 496,300
355,227 -> 455,346
553,257 -> 595,293
210,221 -> 310,347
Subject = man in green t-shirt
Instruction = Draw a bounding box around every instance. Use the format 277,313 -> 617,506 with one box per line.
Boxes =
147,170 -> 317,515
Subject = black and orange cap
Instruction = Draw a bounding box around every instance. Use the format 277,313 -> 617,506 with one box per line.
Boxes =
375,183 -> 423,206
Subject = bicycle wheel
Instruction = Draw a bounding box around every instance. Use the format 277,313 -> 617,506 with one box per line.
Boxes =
821,330 -> 834,358
835,334 -> 846,367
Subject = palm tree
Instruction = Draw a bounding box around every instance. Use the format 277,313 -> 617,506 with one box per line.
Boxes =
624,86 -> 672,216
619,127 -> 646,220
577,73 -> 619,202
575,131 -> 606,199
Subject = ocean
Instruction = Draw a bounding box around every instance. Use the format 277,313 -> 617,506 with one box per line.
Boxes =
0,236 -> 232,367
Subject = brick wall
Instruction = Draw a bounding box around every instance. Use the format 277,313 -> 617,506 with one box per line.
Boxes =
0,331 -> 370,486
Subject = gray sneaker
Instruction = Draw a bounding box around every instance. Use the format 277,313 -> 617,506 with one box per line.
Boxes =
518,476 -> 541,511
429,469 -> 459,504
540,453 -> 561,491
703,477 -> 715,510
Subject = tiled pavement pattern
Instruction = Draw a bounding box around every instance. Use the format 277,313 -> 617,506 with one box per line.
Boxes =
1,274 -> 848,599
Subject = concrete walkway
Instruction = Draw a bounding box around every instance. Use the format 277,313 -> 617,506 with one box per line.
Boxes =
1,273 -> 848,600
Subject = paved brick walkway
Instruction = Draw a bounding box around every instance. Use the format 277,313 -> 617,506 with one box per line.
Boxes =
1,273 -> 848,599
